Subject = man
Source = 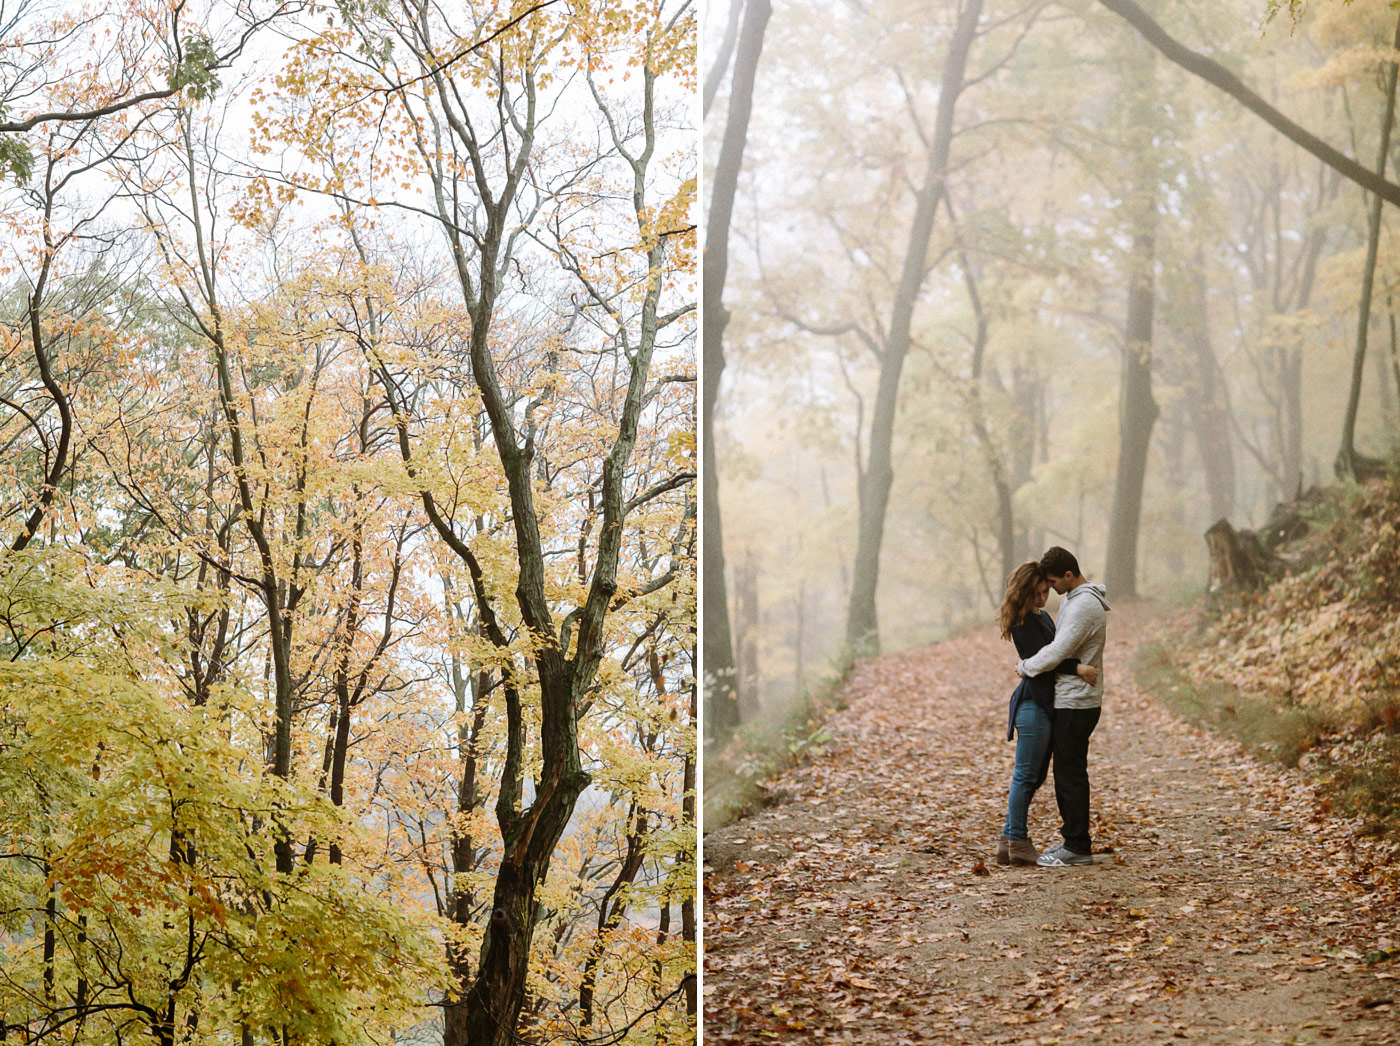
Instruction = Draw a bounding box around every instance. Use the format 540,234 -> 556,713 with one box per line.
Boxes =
1014,546 -> 1110,867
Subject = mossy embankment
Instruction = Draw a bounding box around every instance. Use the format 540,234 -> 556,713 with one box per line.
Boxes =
702,659 -> 851,832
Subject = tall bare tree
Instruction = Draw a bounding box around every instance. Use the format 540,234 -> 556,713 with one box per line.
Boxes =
704,0 -> 770,743
1337,10 -> 1400,479
844,0 -> 983,655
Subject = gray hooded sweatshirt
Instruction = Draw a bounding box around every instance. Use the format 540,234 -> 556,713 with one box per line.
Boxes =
1016,582 -> 1111,710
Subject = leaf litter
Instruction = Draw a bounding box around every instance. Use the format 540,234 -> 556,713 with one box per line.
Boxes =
703,604 -> 1400,1044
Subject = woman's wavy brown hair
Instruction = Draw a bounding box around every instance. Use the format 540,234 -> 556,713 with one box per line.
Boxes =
999,561 -> 1045,641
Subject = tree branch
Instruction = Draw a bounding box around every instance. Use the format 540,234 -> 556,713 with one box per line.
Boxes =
1097,0 -> 1400,207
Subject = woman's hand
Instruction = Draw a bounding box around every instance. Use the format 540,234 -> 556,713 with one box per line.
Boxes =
1077,664 -> 1099,686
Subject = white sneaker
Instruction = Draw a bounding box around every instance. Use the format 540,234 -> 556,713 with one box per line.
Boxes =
1037,845 -> 1093,866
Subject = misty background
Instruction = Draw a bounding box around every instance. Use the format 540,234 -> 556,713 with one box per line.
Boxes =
702,0 -> 1400,749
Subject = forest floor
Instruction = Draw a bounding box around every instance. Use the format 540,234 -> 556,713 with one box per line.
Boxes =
702,603 -> 1400,1045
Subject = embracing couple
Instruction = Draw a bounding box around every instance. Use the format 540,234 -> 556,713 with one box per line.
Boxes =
995,546 -> 1110,869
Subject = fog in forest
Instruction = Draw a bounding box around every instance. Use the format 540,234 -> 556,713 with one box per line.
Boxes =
703,0 -> 1400,774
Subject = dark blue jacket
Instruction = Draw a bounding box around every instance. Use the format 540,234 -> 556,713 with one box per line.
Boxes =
1006,610 -> 1079,741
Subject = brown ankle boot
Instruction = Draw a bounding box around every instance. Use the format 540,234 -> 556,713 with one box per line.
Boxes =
995,834 -> 1010,865
1008,839 -> 1040,866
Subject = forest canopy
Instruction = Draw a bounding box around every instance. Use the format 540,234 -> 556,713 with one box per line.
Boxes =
0,0 -> 697,1043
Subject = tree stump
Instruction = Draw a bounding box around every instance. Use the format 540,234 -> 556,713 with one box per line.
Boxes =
1204,518 -> 1273,599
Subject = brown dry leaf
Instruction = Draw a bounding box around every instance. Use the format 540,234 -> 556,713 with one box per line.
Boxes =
704,605 -> 1400,1045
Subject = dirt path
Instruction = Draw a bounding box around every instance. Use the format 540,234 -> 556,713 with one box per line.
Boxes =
703,606 -> 1400,1044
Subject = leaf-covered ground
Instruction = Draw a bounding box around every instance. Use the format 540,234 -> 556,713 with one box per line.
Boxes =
703,605 -> 1400,1044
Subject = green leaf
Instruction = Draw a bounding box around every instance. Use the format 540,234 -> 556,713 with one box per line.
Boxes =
168,35 -> 221,102
0,135 -> 34,183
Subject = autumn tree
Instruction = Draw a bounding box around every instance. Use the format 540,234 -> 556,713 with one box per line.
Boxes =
1,1 -> 697,1044
249,0 -> 698,1041
0,0 -> 296,182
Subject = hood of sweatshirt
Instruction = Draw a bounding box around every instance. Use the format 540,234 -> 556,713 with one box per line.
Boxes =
1066,582 -> 1111,612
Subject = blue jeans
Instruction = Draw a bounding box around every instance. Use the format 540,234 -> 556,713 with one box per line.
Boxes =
1002,698 -> 1052,841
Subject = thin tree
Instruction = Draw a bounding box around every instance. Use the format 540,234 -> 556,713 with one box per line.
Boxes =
1337,11 -> 1400,480
703,0 -> 745,118
844,0 -> 983,655
1104,32 -> 1160,600
1176,256 -> 1235,522
703,0 -> 770,743
318,4 -> 696,1041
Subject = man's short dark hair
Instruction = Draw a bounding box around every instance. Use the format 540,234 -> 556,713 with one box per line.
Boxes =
1040,546 -> 1080,578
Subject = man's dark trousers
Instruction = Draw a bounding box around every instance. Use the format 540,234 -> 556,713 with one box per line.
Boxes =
1051,707 -> 1101,855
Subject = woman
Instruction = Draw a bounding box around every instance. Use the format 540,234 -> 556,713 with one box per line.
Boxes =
996,562 -> 1098,865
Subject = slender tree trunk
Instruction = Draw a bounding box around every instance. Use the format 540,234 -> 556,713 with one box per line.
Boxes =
43,873 -> 55,1005
1105,220 -> 1159,598
681,652 -> 697,1018
442,643 -> 491,1046
1390,299 -> 1400,429
169,107 -> 302,878
703,0 -> 769,744
1375,323 -> 1397,427
1014,365 -> 1045,560
953,221 -> 1017,585
579,808 -> 647,1026
844,0 -> 982,655
735,553 -> 760,721
325,514 -> 364,867
1105,37 -> 1159,598
1008,364 -> 1039,563
702,0 -> 744,119
1275,345 -> 1305,500
1338,12 -> 1400,479
1181,260 -> 1235,521
1160,409 -> 1187,576
1273,171 -> 1333,499
13,276 -> 73,553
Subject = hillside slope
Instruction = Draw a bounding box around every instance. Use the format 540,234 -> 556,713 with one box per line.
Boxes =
1160,466 -> 1400,837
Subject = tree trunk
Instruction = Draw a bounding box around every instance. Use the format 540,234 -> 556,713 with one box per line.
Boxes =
1104,35 -> 1159,600
1277,345 -> 1305,500
12,267 -> 73,553
1181,259 -> 1235,521
1104,221 -> 1159,598
1272,170 -> 1333,501
702,0 -> 744,119
1009,363 -> 1040,564
735,552 -> 760,721
1390,299 -> 1400,424
1375,321 -> 1397,427
1160,409 -> 1187,577
681,653 -> 697,1018
702,0 -> 769,744
1337,12 -> 1400,479
579,807 -> 647,1026
1204,518 -> 1273,601
954,225 -> 1017,586
441,651 -> 491,1046
844,0 -> 982,655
